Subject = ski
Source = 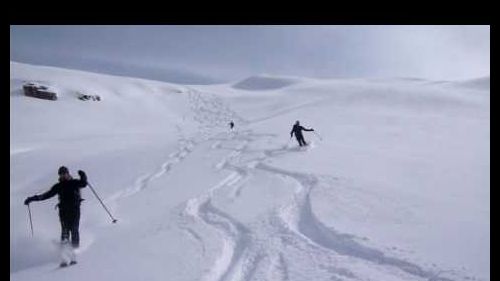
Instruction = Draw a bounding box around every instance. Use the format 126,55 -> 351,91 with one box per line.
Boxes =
59,260 -> 77,268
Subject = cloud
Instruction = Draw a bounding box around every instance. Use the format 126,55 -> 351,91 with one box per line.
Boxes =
10,25 -> 489,83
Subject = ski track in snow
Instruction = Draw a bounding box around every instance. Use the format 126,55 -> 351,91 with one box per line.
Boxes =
107,137 -> 195,202
87,87 -> 477,281
108,90 -> 214,202
174,89 -> 477,281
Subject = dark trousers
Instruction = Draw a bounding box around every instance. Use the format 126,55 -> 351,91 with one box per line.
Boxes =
59,207 -> 80,248
295,135 -> 307,146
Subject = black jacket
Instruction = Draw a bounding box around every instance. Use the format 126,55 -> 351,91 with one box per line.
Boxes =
290,124 -> 313,138
31,173 -> 87,209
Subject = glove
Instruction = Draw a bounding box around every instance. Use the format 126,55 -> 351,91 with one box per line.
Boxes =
24,196 -> 35,205
78,170 -> 86,177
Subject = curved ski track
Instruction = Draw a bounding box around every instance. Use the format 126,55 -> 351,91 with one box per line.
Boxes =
111,88 -> 477,281
174,90 -> 475,281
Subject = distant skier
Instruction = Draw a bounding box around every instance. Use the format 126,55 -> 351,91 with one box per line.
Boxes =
290,120 -> 314,146
229,121 -> 234,130
24,166 -> 88,266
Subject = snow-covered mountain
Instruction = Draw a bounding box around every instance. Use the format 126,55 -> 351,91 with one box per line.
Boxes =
10,62 -> 490,281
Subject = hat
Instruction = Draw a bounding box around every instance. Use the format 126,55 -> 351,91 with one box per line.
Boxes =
58,166 -> 69,175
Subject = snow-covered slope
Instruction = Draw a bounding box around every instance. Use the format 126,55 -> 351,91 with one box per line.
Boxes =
11,62 -> 489,281
232,74 -> 304,90
453,77 -> 490,91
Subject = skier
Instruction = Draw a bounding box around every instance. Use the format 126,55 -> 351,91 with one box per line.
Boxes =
229,121 -> 234,130
24,166 -> 87,267
290,120 -> 314,146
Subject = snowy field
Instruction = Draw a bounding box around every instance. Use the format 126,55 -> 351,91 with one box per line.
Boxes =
10,62 -> 489,281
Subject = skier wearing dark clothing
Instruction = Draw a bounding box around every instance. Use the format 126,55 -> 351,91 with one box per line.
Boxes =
24,166 -> 87,249
290,120 -> 314,146
229,121 -> 234,130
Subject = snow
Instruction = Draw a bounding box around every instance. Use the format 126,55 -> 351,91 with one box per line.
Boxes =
452,77 -> 490,91
232,75 -> 304,90
10,62 -> 489,281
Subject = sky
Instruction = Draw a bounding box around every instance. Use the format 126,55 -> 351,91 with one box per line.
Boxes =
10,25 -> 490,84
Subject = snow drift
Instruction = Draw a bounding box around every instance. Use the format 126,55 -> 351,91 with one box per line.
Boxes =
453,76 -> 490,91
232,75 -> 303,90
11,62 -> 489,281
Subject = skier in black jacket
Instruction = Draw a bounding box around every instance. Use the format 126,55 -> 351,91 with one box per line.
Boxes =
24,166 -> 87,249
290,120 -> 314,146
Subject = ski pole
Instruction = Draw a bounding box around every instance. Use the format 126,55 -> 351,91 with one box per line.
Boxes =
313,131 -> 323,141
87,182 -> 117,223
27,204 -> 34,237
286,136 -> 293,147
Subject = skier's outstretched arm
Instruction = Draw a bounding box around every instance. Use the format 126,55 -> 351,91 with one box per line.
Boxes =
24,185 -> 58,205
299,125 -> 314,132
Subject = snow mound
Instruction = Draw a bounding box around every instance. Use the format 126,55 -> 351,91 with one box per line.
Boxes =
454,77 -> 490,90
10,61 -> 187,100
10,62 -> 489,281
232,75 -> 303,90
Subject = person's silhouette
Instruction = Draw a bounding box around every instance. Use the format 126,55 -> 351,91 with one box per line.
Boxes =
290,120 -> 314,146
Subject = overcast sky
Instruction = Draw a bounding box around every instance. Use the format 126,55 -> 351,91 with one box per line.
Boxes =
10,25 -> 490,84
